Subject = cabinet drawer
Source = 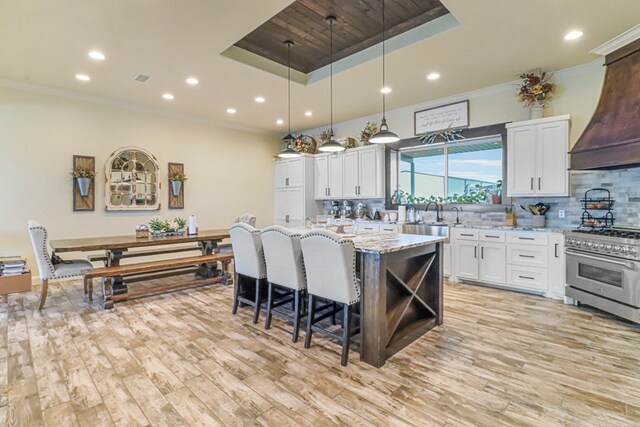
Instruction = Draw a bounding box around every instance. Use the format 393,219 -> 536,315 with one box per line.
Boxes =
379,224 -> 400,233
507,244 -> 548,268
506,265 -> 548,291
506,232 -> 548,246
453,229 -> 478,241
357,223 -> 380,232
480,230 -> 505,242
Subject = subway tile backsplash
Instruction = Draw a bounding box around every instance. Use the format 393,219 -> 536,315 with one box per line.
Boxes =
322,168 -> 640,229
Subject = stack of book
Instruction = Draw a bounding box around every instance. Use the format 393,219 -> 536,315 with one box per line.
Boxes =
0,257 -> 27,277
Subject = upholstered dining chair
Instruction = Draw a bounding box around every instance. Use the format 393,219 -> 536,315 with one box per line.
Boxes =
216,213 -> 258,279
27,220 -> 93,309
229,222 -> 267,324
260,225 -> 307,342
300,229 -> 361,366
235,213 -> 257,227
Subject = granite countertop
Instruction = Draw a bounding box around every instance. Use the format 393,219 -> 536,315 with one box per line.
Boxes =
353,219 -> 571,233
349,232 -> 446,254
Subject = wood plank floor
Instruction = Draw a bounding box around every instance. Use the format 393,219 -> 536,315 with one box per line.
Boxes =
1,276 -> 639,426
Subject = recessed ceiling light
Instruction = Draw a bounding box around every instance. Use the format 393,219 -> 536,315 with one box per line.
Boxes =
564,30 -> 583,41
75,73 -> 90,81
186,77 -> 199,85
276,119 -> 284,125
427,72 -> 440,80
305,111 -> 313,117
227,108 -> 237,114
162,93 -> 174,100
255,96 -> 266,103
88,51 -> 106,61
380,87 -> 392,94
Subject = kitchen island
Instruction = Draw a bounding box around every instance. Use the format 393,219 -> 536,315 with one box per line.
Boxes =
346,232 -> 447,367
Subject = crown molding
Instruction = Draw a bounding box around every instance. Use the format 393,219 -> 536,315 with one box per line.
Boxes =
0,79 -> 278,136
590,24 -> 640,56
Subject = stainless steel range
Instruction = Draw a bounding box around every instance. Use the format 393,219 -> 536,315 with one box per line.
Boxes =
565,228 -> 640,323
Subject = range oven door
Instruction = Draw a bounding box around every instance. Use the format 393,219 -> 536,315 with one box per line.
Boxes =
566,249 -> 640,307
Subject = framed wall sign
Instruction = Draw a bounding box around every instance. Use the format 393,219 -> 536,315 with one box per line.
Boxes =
414,100 -> 469,135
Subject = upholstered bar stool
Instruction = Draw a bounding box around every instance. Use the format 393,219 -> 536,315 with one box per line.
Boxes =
260,226 -> 307,342
217,213 -> 257,281
27,220 -> 93,309
229,223 -> 267,324
300,230 -> 361,366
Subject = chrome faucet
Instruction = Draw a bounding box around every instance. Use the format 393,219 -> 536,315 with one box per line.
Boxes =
450,206 -> 462,224
424,201 -> 443,223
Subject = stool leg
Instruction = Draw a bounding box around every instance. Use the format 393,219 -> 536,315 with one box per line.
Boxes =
232,273 -> 240,314
341,303 -> 352,366
38,279 -> 49,310
292,290 -> 301,343
304,294 -> 315,349
331,301 -> 337,325
264,283 -> 274,329
252,279 -> 261,324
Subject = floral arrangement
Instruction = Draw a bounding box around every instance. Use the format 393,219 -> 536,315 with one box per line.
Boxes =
70,167 -> 97,179
517,71 -> 556,107
359,121 -> 379,145
168,171 -> 188,182
318,129 -> 332,143
339,137 -> 357,149
148,217 -> 187,233
292,134 -> 317,154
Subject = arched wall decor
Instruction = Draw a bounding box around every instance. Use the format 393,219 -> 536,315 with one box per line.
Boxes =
104,147 -> 161,211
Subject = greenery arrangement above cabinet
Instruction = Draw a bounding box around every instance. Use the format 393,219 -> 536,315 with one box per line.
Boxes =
506,115 -> 570,197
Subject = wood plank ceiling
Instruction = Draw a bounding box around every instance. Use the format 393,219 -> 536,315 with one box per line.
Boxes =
234,0 -> 449,74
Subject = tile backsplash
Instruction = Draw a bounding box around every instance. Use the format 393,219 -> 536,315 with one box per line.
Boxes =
322,168 -> 640,229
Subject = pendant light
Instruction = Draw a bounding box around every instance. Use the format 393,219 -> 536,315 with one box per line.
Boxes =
319,16 -> 345,153
278,40 -> 301,158
369,0 -> 399,144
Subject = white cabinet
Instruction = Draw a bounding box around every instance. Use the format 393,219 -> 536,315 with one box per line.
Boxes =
455,241 -> 479,280
343,151 -> 360,199
354,222 -> 401,233
343,146 -> 385,199
506,115 -> 570,197
547,234 -> 565,299
273,155 -> 321,228
443,243 -> 452,277
315,154 -> 343,199
274,157 -> 304,189
479,242 -> 506,284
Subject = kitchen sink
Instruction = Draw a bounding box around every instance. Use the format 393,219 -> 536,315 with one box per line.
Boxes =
402,223 -> 450,242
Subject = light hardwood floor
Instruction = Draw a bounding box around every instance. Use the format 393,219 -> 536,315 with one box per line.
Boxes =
1,276 -> 639,426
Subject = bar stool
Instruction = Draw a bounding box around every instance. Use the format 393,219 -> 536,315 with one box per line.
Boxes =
217,214 -> 257,281
260,226 -> 307,342
229,223 -> 266,324
300,230 -> 361,366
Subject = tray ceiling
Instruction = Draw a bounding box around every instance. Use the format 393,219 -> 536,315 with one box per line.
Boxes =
234,0 -> 449,74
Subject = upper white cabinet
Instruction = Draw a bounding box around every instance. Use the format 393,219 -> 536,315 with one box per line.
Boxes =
506,115 -> 570,197
273,155 -> 321,227
342,146 -> 385,200
315,154 -> 344,199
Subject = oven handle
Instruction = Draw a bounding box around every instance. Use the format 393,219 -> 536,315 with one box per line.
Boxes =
565,249 -> 636,269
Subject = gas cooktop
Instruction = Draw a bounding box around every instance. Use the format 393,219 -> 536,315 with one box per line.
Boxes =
566,227 -> 640,260
571,227 -> 640,239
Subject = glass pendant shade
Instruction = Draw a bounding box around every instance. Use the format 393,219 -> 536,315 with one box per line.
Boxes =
369,118 -> 399,144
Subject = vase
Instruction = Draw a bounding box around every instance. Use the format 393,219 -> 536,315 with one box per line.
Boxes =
530,102 -> 544,120
532,215 -> 546,228
76,177 -> 91,197
170,180 -> 182,197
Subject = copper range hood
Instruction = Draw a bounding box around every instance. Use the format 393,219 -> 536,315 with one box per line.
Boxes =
570,34 -> 640,170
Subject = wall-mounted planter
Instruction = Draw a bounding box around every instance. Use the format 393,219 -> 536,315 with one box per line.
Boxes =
168,162 -> 185,209
170,180 -> 182,197
73,155 -> 95,211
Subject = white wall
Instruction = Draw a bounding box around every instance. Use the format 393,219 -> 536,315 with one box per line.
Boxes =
0,86 -> 280,275
305,59 -> 606,149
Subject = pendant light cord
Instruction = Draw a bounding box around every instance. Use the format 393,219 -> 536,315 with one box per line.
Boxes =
287,41 -> 292,141
381,0 -> 386,120
330,18 -> 334,135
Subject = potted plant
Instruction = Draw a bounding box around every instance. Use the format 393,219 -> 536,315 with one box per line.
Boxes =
492,180 -> 502,204
168,171 -> 188,197
517,71 -> 556,119
70,168 -> 96,197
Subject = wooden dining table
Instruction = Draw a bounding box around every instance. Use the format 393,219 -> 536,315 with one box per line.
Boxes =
50,229 -> 230,303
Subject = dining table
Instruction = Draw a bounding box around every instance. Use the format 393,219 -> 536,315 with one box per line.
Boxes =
50,229 -> 230,303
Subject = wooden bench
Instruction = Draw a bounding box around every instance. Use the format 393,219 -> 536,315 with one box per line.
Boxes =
83,253 -> 234,309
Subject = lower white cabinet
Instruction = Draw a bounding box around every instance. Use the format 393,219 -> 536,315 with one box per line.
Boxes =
479,242 -> 506,284
451,227 -> 565,299
354,222 -> 401,233
274,187 -> 304,227
443,243 -> 451,277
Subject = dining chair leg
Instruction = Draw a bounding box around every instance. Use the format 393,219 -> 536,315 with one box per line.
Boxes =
232,272 -> 240,314
264,283 -> 274,329
252,279 -> 261,324
38,279 -> 49,310
304,294 -> 315,349
341,303 -> 352,366
292,290 -> 301,343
